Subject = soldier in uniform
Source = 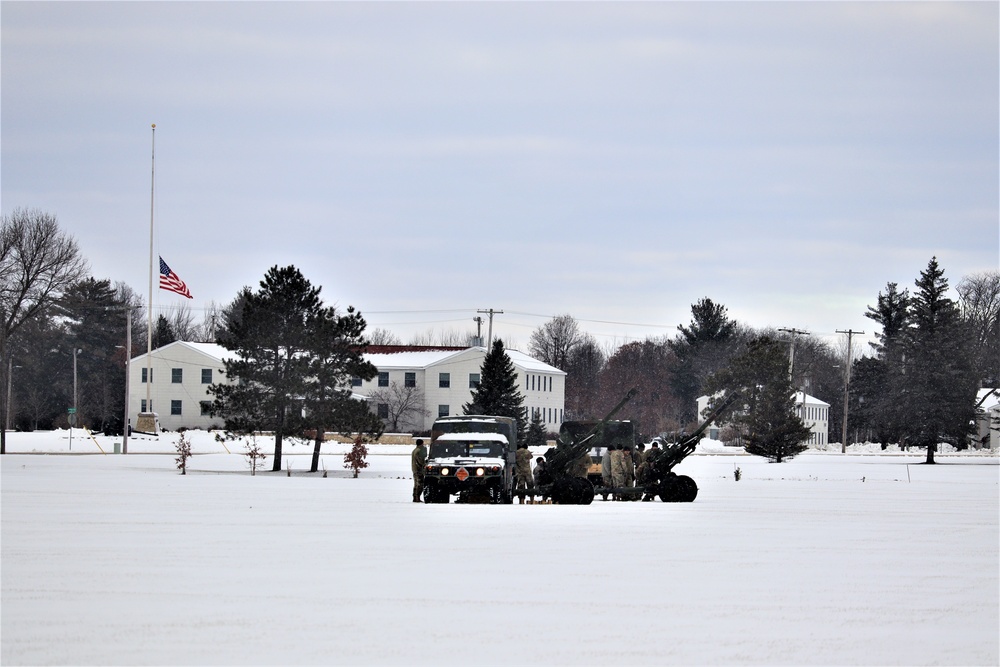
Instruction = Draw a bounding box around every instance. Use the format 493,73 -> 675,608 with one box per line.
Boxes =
515,443 -> 533,502
411,439 -> 427,502
601,445 -> 614,488
623,445 -> 636,488
610,445 -> 626,498
532,456 -> 547,487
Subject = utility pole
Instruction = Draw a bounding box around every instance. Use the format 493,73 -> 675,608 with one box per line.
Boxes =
123,308 -> 132,454
477,309 -> 503,349
836,329 -> 864,454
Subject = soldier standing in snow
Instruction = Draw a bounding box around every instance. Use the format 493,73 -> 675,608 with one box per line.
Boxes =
411,439 -> 427,502
515,443 -> 533,493
610,445 -> 626,498
601,445 -> 613,488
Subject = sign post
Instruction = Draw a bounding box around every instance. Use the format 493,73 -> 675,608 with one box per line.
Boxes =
68,408 -> 76,450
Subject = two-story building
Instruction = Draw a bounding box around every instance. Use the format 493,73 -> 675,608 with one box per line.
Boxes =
355,345 -> 566,433
696,391 -> 830,446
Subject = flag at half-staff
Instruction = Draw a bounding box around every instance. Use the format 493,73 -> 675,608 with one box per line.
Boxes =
159,256 -> 193,299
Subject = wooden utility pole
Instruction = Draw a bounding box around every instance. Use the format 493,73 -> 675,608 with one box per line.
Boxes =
836,329 -> 864,454
477,308 -> 503,348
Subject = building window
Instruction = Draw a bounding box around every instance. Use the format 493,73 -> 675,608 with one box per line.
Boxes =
172,368 -> 183,383
469,373 -> 480,389
141,399 -> 150,412
377,403 -> 389,419
201,368 -> 213,384
404,372 -> 416,388
351,377 -> 362,387
438,404 -> 449,418
200,401 -> 212,416
378,372 -> 389,387
439,372 -> 450,388
170,400 -> 182,416
141,368 -> 152,383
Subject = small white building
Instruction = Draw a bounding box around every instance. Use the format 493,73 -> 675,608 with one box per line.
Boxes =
356,345 -> 566,433
128,341 -> 235,432
974,388 -> 999,450
696,391 -> 830,446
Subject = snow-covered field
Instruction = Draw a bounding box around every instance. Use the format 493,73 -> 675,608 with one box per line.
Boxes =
2,430 -> 998,666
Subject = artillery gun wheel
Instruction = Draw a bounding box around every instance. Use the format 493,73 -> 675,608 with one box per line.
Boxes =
657,475 -> 699,503
676,475 -> 698,502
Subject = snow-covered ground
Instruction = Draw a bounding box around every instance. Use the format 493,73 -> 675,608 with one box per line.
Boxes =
2,430 -> 998,666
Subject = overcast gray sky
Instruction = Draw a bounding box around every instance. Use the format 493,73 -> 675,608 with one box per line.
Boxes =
3,2 -> 997,350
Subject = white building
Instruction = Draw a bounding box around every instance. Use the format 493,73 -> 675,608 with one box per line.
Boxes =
129,342 -> 565,434
974,388 -> 999,450
696,391 -> 831,446
128,341 -> 234,432
356,345 -> 566,433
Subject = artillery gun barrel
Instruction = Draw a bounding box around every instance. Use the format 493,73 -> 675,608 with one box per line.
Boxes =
654,390 -> 742,474
544,388 -> 637,476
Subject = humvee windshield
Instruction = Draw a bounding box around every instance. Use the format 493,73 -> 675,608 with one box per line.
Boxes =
429,440 -> 505,459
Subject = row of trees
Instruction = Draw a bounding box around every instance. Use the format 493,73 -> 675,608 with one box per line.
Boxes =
527,258 -> 996,461
3,208 -> 996,463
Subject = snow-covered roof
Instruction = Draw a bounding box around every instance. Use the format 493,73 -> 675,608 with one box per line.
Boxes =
792,391 -> 831,407
435,432 -> 509,443
364,345 -> 565,375
131,340 -> 236,363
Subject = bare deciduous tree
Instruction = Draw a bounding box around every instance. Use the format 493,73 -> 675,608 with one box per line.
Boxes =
957,270 -> 1000,385
528,314 -> 583,370
368,381 -> 429,432
1,208 -> 88,453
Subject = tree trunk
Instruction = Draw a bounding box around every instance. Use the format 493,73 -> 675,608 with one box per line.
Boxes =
925,442 -> 936,464
272,431 -> 283,471
310,428 -> 324,473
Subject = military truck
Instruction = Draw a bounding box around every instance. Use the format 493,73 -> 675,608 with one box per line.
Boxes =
422,415 -> 518,504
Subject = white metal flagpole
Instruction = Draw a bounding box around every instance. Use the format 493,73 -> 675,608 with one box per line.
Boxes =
146,124 -> 155,411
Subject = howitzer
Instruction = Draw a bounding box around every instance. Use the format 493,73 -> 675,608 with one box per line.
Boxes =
524,388 -> 638,505
634,390 -> 744,502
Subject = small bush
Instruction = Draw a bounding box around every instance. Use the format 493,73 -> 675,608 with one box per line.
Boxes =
175,433 -> 192,475
344,437 -> 370,478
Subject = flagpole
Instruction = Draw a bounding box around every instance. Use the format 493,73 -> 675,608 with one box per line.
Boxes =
145,124 -> 155,417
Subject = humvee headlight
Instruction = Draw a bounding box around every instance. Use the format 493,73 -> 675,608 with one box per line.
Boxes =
441,467 -> 450,476
476,467 -> 485,476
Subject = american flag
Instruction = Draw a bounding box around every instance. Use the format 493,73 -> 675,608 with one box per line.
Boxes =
159,257 -> 193,299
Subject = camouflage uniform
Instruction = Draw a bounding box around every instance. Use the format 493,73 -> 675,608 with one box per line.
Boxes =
515,446 -> 533,490
623,447 -> 635,487
411,440 -> 427,502
610,447 -> 626,489
601,447 -> 613,487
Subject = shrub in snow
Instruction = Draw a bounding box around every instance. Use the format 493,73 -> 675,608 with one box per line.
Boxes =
175,433 -> 192,475
244,436 -> 266,476
344,437 -> 370,478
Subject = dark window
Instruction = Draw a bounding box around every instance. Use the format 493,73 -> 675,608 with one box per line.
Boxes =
351,377 -> 362,387
172,368 -> 183,383
141,399 -> 150,412
170,400 -> 182,416
404,372 -> 416,388
200,401 -> 212,416
377,403 -> 389,419
141,368 -> 152,383
378,372 -> 389,387
469,373 -> 480,388
438,404 -> 449,418
201,368 -> 213,384
439,372 -> 450,388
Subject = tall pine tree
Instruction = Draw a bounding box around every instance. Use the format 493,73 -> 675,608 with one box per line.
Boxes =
899,258 -> 978,462
464,339 -> 527,442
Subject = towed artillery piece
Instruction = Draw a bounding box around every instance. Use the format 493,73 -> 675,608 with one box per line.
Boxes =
525,389 -> 741,504
523,389 -> 638,505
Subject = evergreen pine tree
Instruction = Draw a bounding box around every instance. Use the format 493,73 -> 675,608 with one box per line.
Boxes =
705,335 -> 812,462
525,409 -> 548,449
211,265 -> 335,472
899,258 -> 978,461
668,298 -> 741,424
464,339 -> 527,442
